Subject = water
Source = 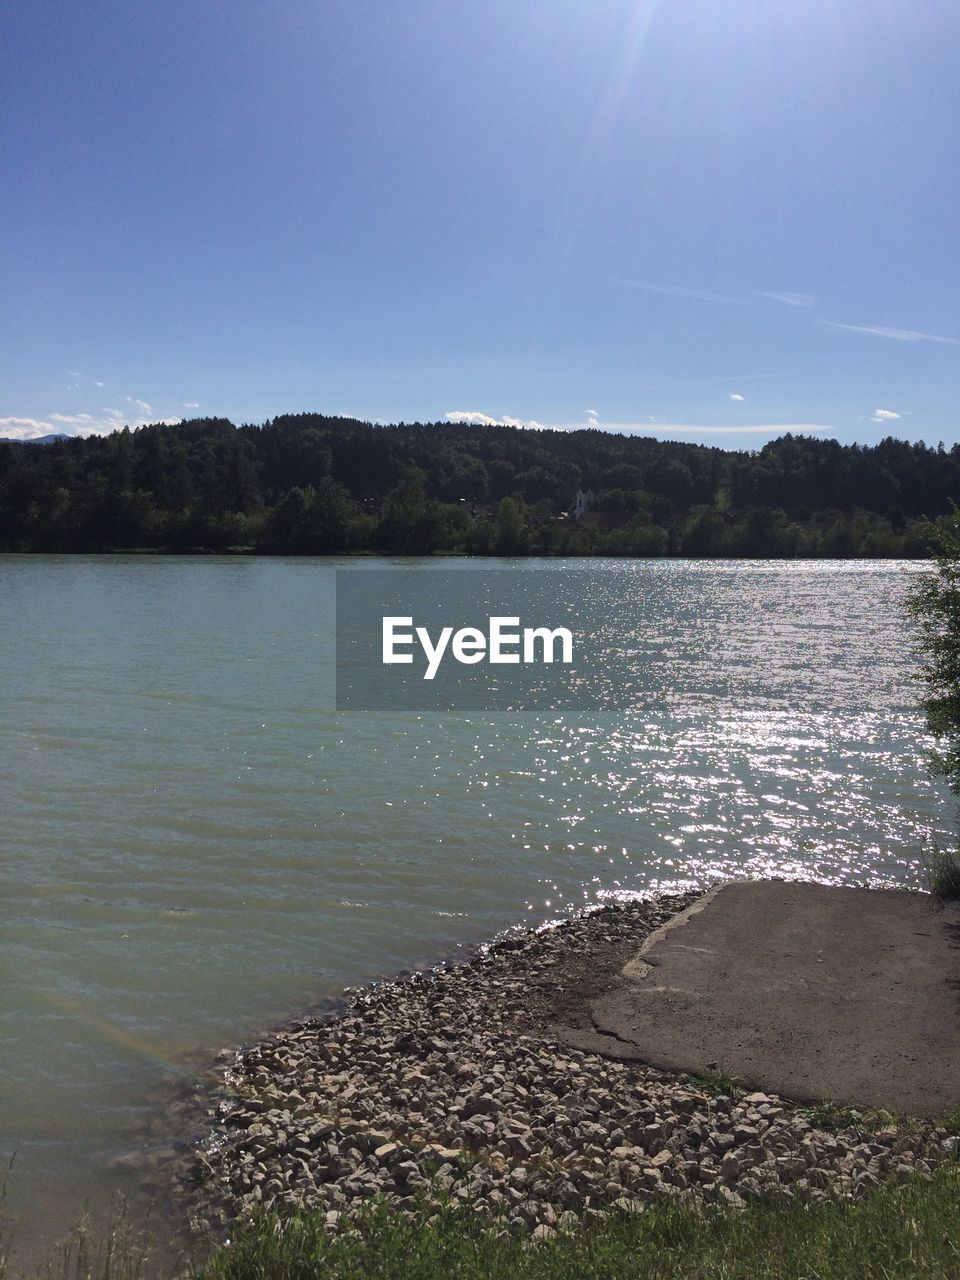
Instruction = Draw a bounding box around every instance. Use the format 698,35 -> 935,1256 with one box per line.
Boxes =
0,555 -> 950,1260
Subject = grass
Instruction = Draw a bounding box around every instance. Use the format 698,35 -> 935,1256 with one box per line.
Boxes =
50,1209 -> 154,1280
196,1164 -> 960,1280
925,842 -> 960,900
0,1195 -> 155,1280
688,1066 -> 743,1098
801,1100 -> 899,1136
5,1161 -> 960,1279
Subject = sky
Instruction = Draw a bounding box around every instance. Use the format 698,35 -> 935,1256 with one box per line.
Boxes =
2,0 -> 958,448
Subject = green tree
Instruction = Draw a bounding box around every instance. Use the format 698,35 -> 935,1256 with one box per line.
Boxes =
494,497 -> 530,554
679,506 -> 730,556
907,509 -> 960,896
908,511 -> 960,788
378,466 -> 443,554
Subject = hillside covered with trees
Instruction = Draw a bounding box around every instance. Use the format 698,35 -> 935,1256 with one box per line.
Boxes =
0,413 -> 954,557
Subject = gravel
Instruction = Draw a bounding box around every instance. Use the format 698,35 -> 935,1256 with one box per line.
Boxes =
171,891 -> 957,1237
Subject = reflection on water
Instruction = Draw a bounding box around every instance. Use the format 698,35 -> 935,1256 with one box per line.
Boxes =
0,554 -> 949,1260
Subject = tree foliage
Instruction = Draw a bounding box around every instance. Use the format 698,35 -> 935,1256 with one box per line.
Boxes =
0,415 -> 952,557
908,509 -> 960,789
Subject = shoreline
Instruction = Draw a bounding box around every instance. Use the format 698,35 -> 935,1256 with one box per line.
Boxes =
169,888 -> 958,1244
0,549 -> 934,560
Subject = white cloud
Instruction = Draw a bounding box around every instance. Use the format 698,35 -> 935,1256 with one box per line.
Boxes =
2,407 -> 183,440
446,410 -> 499,426
95,380 -> 105,388
183,401 -> 200,409
126,396 -> 153,413
820,320 -> 960,345
757,291 -> 816,308
1,412 -> 113,439
0,416 -> 59,440
618,280 -> 744,304
446,410 -> 544,429
729,393 -> 745,401
97,417 -> 181,437
584,408 -> 599,417
871,408 -> 901,422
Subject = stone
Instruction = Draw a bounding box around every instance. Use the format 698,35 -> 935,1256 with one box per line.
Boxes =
179,888 -> 957,1241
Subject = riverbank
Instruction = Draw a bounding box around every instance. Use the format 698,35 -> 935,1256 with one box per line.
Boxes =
173,888 -> 959,1243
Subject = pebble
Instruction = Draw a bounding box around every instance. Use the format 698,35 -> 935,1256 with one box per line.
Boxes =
170,891 -> 956,1241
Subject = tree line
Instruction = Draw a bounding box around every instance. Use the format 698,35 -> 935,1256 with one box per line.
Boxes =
0,413 -> 954,557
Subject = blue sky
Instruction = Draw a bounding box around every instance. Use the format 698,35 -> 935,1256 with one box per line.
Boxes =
2,0 -> 958,447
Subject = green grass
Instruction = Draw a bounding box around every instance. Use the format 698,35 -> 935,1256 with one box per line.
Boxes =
5,1163 -> 960,1280
688,1066 -> 743,1098
195,1163 -> 960,1280
801,1100 -> 899,1136
926,842 -> 960,900
0,1195 -> 154,1280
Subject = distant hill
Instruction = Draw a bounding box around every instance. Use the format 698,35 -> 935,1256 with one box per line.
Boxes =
0,413 -> 954,556
0,433 -> 69,445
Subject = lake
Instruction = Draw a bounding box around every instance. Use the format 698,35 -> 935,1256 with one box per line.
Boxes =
0,555 -> 950,1261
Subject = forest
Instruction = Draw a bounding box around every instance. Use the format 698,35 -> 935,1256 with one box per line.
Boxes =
0,413 -> 955,557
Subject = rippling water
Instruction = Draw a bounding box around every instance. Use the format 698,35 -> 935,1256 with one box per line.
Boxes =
0,555 -> 950,1259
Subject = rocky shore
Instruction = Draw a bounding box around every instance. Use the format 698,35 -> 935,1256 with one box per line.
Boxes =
175,891 -> 958,1241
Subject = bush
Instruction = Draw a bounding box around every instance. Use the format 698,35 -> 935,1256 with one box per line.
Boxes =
908,509 -> 960,897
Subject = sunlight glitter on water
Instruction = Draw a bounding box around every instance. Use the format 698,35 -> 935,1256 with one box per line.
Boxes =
0,555 -> 951,1259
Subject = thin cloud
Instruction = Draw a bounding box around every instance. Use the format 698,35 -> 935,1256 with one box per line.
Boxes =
586,422 -> 834,436
444,412 -> 832,438
636,372 -> 786,392
94,380 -> 105,388
97,414 -> 179,433
820,320 -> 960,345
617,280 -> 744,305
729,393 -> 745,401
126,396 -> 153,413
584,408 -> 599,417
757,291 -> 816,308
871,408 -> 901,422
183,401 -> 200,409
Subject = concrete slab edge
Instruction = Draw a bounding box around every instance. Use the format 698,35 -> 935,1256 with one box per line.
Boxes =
621,881 -> 734,982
